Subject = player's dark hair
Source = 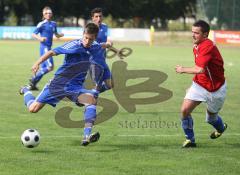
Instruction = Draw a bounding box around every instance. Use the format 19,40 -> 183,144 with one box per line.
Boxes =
193,20 -> 210,34
91,7 -> 103,17
84,22 -> 99,37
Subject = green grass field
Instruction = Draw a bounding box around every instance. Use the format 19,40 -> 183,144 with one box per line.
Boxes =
0,40 -> 240,175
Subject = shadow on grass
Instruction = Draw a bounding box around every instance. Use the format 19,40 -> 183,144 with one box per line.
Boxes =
70,139 -> 178,151
30,149 -> 55,154
188,139 -> 240,149
225,143 -> 240,148
96,141 -> 181,152
69,136 -> 239,151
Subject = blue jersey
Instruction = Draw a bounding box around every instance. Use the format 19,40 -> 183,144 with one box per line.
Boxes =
33,20 -> 58,47
35,39 -> 101,107
96,23 -> 108,43
91,23 -> 109,65
52,39 -> 102,87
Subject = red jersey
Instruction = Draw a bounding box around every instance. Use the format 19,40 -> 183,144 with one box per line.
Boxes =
193,39 -> 225,92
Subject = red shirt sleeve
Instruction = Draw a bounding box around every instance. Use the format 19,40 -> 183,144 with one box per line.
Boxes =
195,41 -> 214,68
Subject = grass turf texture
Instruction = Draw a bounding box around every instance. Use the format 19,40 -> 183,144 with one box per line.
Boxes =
0,40 -> 240,175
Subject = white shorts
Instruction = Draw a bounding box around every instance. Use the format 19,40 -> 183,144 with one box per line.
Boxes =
184,81 -> 226,113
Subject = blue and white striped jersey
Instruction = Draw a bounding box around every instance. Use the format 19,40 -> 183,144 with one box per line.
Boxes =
33,19 -> 58,47
91,23 -> 109,65
52,39 -> 102,86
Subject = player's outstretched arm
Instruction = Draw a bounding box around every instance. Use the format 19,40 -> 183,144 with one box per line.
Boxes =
175,65 -> 205,74
32,50 -> 56,74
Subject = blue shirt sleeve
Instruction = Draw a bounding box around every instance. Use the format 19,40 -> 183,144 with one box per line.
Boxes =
33,23 -> 42,34
53,40 -> 85,55
89,42 -> 103,58
106,25 -> 110,37
53,22 -> 58,34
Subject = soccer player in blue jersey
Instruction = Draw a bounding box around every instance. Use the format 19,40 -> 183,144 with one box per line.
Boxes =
30,6 -> 64,90
89,8 -> 114,93
20,23 -> 110,146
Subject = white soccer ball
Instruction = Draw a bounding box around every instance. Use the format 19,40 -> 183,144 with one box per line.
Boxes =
21,129 -> 40,148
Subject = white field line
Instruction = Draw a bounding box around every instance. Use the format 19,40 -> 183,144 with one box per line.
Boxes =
1,133 -> 240,139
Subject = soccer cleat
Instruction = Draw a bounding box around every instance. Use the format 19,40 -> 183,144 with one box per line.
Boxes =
81,137 -> 90,146
89,132 -> 100,143
210,123 -> 227,139
19,86 -> 30,95
81,132 -> 100,146
29,79 -> 39,91
182,139 -> 197,148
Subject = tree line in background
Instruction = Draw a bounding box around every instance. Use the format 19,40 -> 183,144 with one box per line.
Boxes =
199,0 -> 240,30
0,0 -> 240,30
0,0 -> 196,30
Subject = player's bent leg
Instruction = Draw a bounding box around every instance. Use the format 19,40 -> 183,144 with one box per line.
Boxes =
97,66 -> 114,93
181,99 -> 201,118
206,111 -> 227,139
206,85 -> 227,139
28,101 -> 45,113
77,93 -> 97,106
77,92 -> 100,146
180,99 -> 201,148
81,104 -> 100,146
29,67 -> 51,91
29,60 -> 54,91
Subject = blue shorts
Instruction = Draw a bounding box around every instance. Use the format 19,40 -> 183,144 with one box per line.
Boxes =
35,80 -> 96,107
90,62 -> 112,85
40,45 -> 53,70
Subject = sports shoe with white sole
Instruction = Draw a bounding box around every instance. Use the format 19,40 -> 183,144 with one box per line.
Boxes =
210,123 -> 227,139
182,139 -> 197,148
81,132 -> 100,146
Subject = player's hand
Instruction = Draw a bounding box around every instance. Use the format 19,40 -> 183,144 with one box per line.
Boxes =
105,41 -> 112,48
40,37 -> 47,42
56,33 -> 64,38
32,63 -> 39,75
175,65 -> 183,73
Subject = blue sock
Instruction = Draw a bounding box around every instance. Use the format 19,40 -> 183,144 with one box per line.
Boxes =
83,105 -> 97,138
181,116 -> 195,142
84,105 -> 97,123
83,127 -> 92,138
23,91 -> 35,108
31,67 -> 49,85
206,114 -> 224,133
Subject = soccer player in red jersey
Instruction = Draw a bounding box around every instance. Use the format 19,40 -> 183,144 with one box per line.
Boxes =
175,20 -> 227,148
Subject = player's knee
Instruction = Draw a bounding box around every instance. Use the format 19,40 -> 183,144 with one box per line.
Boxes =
206,111 -> 218,123
90,97 -> 97,105
87,94 -> 97,105
181,106 -> 191,117
78,93 -> 97,106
